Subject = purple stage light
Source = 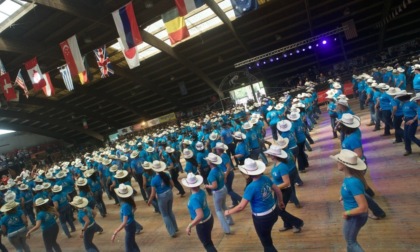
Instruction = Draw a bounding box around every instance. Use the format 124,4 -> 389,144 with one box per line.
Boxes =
316,43 -> 319,47
263,61 -> 266,64
322,40 -> 327,45
302,48 -> 306,52
296,49 -> 300,53
276,57 -> 279,60
284,54 -> 287,58
256,62 -> 260,67
290,52 -> 293,56
308,45 -> 312,49
270,58 -> 274,62
248,66 -> 252,69
334,38 -> 337,41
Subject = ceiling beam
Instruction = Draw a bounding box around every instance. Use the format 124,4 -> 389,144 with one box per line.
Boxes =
378,0 -> 394,51
0,122 -> 72,142
0,110 -> 104,141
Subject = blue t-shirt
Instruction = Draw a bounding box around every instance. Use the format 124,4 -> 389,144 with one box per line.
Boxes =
87,178 -> 102,193
1,210 -> 25,234
342,131 -> 362,151
142,171 -> 155,187
328,102 -> 337,116
271,162 -> 289,185
52,192 -> 70,210
20,190 -> 33,203
292,119 -> 306,143
235,142 -> 249,161
266,111 -> 280,126
187,189 -> 211,220
196,150 -> 210,169
414,74 -> 420,90
37,210 -> 57,231
246,128 -> 260,149
402,101 -> 418,118
341,177 -> 365,211
184,161 -> 198,174
379,92 -> 392,111
243,175 -> 275,214
120,202 -> 134,224
219,153 -> 230,173
207,167 -> 225,190
77,207 -> 95,227
221,128 -> 234,144
391,98 -> 404,116
151,173 -> 171,194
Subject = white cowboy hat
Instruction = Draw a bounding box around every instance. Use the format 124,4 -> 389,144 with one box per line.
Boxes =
130,151 -> 139,159
42,182 -> 51,189
196,142 -> 204,151
386,87 -> 401,96
287,112 -> 300,121
0,201 -> 19,212
275,136 -> 290,149
386,66 -> 393,71
249,118 -> 259,125
267,105 -> 273,111
339,113 -> 361,128
330,149 -> 366,171
264,145 -> 287,159
395,90 -> 413,99
290,107 -> 300,113
233,131 -> 246,140
277,120 -> 292,132
51,185 -> 63,193
204,153 -> 222,165
55,171 -> 67,179
114,184 -> 134,198
17,183 -> 29,191
209,132 -> 219,141
76,177 -> 88,186
110,164 -> 118,173
238,158 -> 266,176
242,122 -> 253,130
84,169 -> 95,178
181,173 -> 203,188
333,83 -> 341,89
165,147 -> 175,153
128,140 -> 135,146
337,100 -> 349,107
274,103 -> 284,110
152,160 -> 167,172
214,142 -> 228,151
114,170 -> 129,179
182,139 -> 192,145
33,185 -> 44,192
120,156 -> 128,162
102,159 -> 112,166
142,161 -> 152,170
34,198 -> 49,207
338,94 -> 349,101
70,196 -> 89,209
397,67 -> 405,73
80,166 -> 87,171
183,149 -> 194,159
146,147 -> 154,153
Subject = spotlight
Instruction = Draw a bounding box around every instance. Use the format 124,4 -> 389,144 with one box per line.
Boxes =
284,54 -> 287,58
289,53 -> 293,56
276,57 -> 279,60
270,58 -> 273,62
308,45 -> 312,49
256,62 -> 260,67
302,48 -> 306,52
263,61 -> 266,64
316,43 -> 319,47
334,38 -> 337,41
322,40 -> 327,45
296,50 -> 300,53
248,66 -> 252,70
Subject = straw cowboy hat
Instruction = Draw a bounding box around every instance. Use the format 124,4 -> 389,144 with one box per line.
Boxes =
70,196 -> 89,209
152,160 -> 167,172
35,198 -> 49,206
338,94 -> 349,101
264,145 -> 287,159
209,132 -> 219,141
182,139 -> 192,145
337,99 -> 349,108
146,147 -> 154,153
55,171 -> 67,179
205,153 -> 222,165
51,185 -> 62,193
330,149 -> 366,171
183,149 -> 194,159
233,131 -> 246,140
76,177 -> 88,186
275,136 -> 290,149
242,122 -> 253,130
142,161 -> 152,170
120,156 -> 128,162
290,107 -> 300,113
395,90 -> 413,99
214,142 -> 228,151
114,184 -> 134,198
339,113 -> 361,128
287,112 -> 300,121
84,169 -> 95,178
249,118 -> 259,125
114,170 -> 129,179
102,159 -> 112,166
274,103 -> 284,110
0,201 -> 19,212
17,183 -> 28,191
110,165 -> 118,173
386,66 -> 393,71
386,87 -> 401,96
238,158 -> 266,176
277,120 -> 292,132
181,173 -> 204,188
165,147 -> 175,153
42,182 -> 51,189
130,151 -> 139,159
33,185 -> 44,192
196,142 -> 205,151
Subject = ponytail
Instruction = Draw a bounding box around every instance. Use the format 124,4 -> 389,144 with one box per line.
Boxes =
158,171 -> 170,186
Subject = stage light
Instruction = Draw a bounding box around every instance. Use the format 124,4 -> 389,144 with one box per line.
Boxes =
248,66 -> 252,70
322,40 -> 327,45
308,45 -> 312,49
263,61 -> 266,64
276,57 -> 279,60
296,50 -> 300,53
270,58 -> 274,62
334,37 -> 337,41
256,62 -> 260,67
302,48 -> 306,52
316,43 -> 319,47
290,53 -> 293,56
284,54 -> 287,58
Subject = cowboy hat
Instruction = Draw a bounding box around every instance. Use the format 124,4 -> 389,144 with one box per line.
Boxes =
209,132 -> 219,141
330,149 -> 366,171
287,112 -> 300,121
264,145 -> 287,159
204,153 -> 222,165
386,87 -> 401,96
181,173 -> 204,188
182,139 -> 192,145
17,183 -> 29,191
76,177 -> 88,186
183,149 -> 194,159
238,158 -> 266,176
130,151 -> 139,159
275,136 -> 290,149
410,93 -> 420,102
114,184 -> 134,198
233,131 -> 246,140
55,171 -> 67,179
242,122 -> 253,130
51,185 -> 62,193
0,201 -> 19,212
165,147 -> 175,153
337,100 -> 349,107
102,159 -> 112,166
146,147 -> 154,153
195,142 -> 205,151
142,161 -> 152,170
395,90 -> 413,99
114,170 -> 129,179
35,198 -> 49,207
274,103 -> 284,110
120,156 -> 128,162
277,120 -> 292,132
214,142 -> 228,151
386,66 -> 393,71
42,182 -> 51,189
152,160 -> 167,172
339,114 -> 361,128
84,169 -> 95,178
70,196 -> 89,209
333,83 -> 341,89
33,185 -> 44,192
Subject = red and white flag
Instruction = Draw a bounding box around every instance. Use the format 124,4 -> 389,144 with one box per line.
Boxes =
24,57 -> 46,90
42,73 -> 55,97
60,35 -> 85,78
118,38 -> 140,69
0,73 -> 17,101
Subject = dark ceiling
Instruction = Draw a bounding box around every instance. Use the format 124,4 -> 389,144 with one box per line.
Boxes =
0,0 -> 418,143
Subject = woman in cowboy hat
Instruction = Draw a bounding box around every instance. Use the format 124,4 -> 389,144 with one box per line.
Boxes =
51,184 -> 76,238
147,160 -> 179,237
111,184 -> 140,252
183,149 -> 199,175
204,153 -> 233,234
141,162 -> 160,214
18,183 -> 36,226
327,95 -> 339,138
164,147 -> 186,197
130,150 -> 148,202
70,196 -> 103,252
1,200 -> 30,252
85,169 -> 107,218
26,198 -> 61,252
233,131 -> 249,166
287,112 -> 309,173
195,142 -> 212,195
264,145 -> 304,233
182,173 -> 217,252
225,158 -> 284,251
330,149 -> 369,252
388,87 -> 404,143
76,178 -> 96,210
396,91 -> 420,155
376,84 -> 393,136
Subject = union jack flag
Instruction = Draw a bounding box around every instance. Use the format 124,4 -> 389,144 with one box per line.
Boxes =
94,46 -> 113,78
15,69 -> 29,98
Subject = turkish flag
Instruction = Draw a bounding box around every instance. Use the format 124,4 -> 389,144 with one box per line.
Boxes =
0,73 -> 17,101
24,57 -> 46,90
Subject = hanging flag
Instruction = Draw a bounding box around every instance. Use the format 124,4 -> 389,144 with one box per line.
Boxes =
59,65 -> 74,91
9,90 -> 19,102
342,19 -> 358,40
162,7 -> 190,45
14,69 -> 29,98
230,0 -> 258,18
60,35 -> 85,78
42,73 -> 55,97
0,73 -> 17,101
175,0 -> 205,16
112,2 -> 143,50
118,38 -> 140,69
0,59 -> 6,76
78,56 -> 90,85
82,118 -> 88,129
94,46 -> 114,78
24,57 -> 46,90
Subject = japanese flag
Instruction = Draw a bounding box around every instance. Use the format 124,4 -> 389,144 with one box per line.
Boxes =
0,73 -> 17,101
42,73 -> 55,97
118,38 -> 140,69
24,57 -> 46,90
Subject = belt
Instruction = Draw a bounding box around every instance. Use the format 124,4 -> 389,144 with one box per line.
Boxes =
212,185 -> 226,193
87,222 -> 96,229
253,204 -> 276,217
199,214 -> 212,224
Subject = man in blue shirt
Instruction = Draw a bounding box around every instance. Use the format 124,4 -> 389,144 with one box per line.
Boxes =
364,81 -> 376,126
221,122 -> 237,167
376,84 -> 393,136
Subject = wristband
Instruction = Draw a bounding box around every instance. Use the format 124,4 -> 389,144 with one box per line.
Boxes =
345,210 -> 351,216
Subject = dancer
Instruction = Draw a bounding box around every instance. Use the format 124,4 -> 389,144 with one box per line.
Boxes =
1,201 -> 30,252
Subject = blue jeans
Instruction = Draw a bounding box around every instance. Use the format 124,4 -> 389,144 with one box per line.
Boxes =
42,223 -> 62,252
225,172 -> 242,206
8,227 -> 30,252
157,190 -> 178,236
365,194 -> 386,218
381,110 -> 392,135
58,204 -> 75,237
330,116 -> 338,137
375,109 -> 382,130
84,223 -> 101,252
93,190 -> 107,217
404,118 -> 420,152
270,124 -> 278,141
277,188 -> 303,228
343,212 -> 368,252
134,173 -> 148,201
252,208 -> 278,252
212,186 -> 233,234
124,221 -> 140,252
196,216 -> 217,252
359,92 -> 366,110
368,103 -> 375,124
393,115 -> 404,142
24,201 -> 36,225
146,187 -> 159,213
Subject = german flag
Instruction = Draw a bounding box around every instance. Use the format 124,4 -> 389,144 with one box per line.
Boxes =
162,7 -> 189,45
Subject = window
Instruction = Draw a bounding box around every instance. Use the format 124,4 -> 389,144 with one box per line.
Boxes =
0,0 -> 34,32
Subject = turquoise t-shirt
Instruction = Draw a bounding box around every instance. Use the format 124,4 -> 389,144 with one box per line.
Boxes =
151,173 -> 171,195
271,162 -> 289,185
207,166 -> 225,190
243,175 -> 275,214
120,202 -> 134,224
37,210 -> 57,231
1,210 -> 25,234
77,207 -> 95,227
187,189 -> 211,220
341,177 -> 365,211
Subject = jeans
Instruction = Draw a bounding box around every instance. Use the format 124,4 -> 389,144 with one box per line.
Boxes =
270,124 -> 278,141
134,173 -> 148,201
375,109 -> 382,130
146,187 -> 159,213
368,103 -> 375,124
343,212 -> 368,252
212,186 -> 233,234
252,208 -> 278,252
196,216 -> 217,252
102,176 -> 112,200
381,110 -> 393,135
58,204 -> 76,237
359,92 -> 366,110
200,167 -> 212,195
277,187 -> 303,228
124,221 -> 140,252
225,172 -> 242,206
169,168 -> 185,195
330,116 -> 338,137
404,118 -> 420,152
24,201 -> 36,225
393,115 -> 404,142
8,227 -> 30,252
107,180 -> 119,204
296,142 -> 308,171
289,168 -> 301,206
42,223 -> 62,252
83,223 -> 101,252
157,190 -> 178,236
226,142 -> 237,167
93,190 -> 107,217
365,194 -> 386,218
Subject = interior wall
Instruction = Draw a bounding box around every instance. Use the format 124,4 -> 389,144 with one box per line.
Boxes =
0,132 -> 58,153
